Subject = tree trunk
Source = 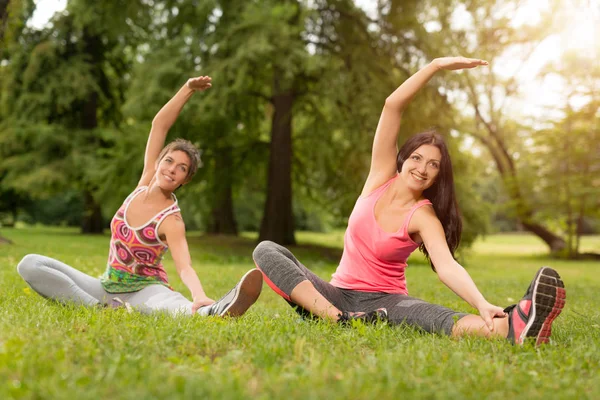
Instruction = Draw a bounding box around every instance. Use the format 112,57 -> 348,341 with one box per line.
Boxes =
207,146 -> 238,235
470,119 -> 567,254
258,73 -> 296,245
519,221 -> 567,254
501,170 -> 567,254
78,28 -> 104,234
0,0 -> 9,41
81,190 -> 104,234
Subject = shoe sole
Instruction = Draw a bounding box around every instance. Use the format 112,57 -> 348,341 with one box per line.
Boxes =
519,267 -> 566,346
220,269 -> 263,317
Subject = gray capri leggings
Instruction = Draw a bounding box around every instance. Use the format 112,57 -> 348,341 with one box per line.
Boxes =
252,241 -> 466,335
17,254 -> 205,316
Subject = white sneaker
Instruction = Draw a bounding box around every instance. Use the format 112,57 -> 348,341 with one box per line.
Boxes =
199,269 -> 263,317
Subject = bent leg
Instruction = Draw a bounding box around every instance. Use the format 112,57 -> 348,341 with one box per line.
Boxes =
252,240 -> 350,320
17,254 -> 109,306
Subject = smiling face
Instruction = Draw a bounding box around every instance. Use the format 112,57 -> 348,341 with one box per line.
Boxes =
400,144 -> 442,192
155,150 -> 192,191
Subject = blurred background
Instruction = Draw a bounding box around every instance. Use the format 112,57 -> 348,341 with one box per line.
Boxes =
0,0 -> 598,259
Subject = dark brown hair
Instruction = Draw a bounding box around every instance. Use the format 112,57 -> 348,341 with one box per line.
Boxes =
156,138 -> 202,182
396,130 -> 462,271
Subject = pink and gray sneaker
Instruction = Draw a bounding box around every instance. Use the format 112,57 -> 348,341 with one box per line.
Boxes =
504,267 -> 566,346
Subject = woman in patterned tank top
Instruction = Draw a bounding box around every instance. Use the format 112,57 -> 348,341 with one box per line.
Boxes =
253,57 -> 565,346
18,75 -> 263,318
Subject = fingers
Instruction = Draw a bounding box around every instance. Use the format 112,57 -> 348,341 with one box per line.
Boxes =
484,314 -> 494,332
187,76 -> 213,91
463,58 -> 488,68
189,76 -> 212,84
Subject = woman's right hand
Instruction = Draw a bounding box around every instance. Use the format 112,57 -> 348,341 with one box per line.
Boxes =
192,296 -> 215,314
186,75 -> 212,91
433,57 -> 488,71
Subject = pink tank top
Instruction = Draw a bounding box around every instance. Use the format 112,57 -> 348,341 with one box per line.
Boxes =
101,186 -> 180,293
330,175 -> 432,295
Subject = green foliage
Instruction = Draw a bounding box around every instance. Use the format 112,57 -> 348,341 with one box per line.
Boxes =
1,228 -> 599,398
1,0 -> 501,245
530,107 -> 600,255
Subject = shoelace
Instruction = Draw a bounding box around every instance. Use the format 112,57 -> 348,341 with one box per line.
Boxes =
337,309 -> 387,325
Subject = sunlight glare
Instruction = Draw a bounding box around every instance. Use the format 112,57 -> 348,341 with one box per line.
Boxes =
555,1 -> 599,54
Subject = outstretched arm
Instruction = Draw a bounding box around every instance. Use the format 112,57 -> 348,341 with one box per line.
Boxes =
411,206 -> 505,331
160,215 -> 215,313
362,57 -> 488,196
138,76 -> 212,187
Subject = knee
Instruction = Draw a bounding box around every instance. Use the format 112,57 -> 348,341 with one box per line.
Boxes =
252,240 -> 279,262
17,254 -> 44,280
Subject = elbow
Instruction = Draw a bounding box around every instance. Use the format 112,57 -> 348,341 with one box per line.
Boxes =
436,267 -> 448,283
151,118 -> 163,130
435,262 -> 459,283
176,264 -> 194,277
384,97 -> 404,113
384,97 -> 396,109
150,120 -> 169,135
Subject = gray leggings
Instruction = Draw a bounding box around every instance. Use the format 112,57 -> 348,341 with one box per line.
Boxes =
17,254 -> 205,316
252,241 -> 466,335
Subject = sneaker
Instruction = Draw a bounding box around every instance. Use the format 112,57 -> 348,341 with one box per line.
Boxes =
200,269 -> 263,317
504,267 -> 566,346
337,308 -> 388,325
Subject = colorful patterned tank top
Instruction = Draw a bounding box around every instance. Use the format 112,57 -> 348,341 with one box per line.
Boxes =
100,186 -> 180,293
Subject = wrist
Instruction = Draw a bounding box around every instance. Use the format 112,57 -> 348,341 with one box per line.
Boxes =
430,59 -> 442,71
474,298 -> 489,310
192,293 -> 208,302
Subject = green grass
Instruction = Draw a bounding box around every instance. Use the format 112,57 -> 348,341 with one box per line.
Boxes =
1,228 -> 599,399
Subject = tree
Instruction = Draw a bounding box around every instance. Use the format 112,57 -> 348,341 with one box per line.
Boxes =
529,51 -> 600,258
416,0 -> 573,253
202,0 -> 490,247
0,0 -> 151,233
0,0 -> 34,244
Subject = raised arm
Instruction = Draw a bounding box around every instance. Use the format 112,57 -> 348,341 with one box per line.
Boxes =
362,57 -> 488,195
138,76 -> 212,187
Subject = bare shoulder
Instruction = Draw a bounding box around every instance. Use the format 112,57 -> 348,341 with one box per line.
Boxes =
409,204 -> 441,233
160,212 -> 186,234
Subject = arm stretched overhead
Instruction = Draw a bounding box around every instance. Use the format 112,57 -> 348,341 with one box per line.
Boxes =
138,76 -> 212,187
362,57 -> 488,196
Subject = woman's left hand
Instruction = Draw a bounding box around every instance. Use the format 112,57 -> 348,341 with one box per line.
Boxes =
433,57 -> 488,71
186,76 -> 212,91
191,296 -> 215,314
477,302 -> 507,332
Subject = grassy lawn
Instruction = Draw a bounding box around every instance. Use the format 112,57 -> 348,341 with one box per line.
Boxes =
1,228 -> 598,399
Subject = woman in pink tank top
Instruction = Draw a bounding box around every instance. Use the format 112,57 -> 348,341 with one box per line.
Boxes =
253,57 -> 565,345
18,76 -> 263,318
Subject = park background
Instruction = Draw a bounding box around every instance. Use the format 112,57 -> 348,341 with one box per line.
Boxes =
0,0 -> 599,398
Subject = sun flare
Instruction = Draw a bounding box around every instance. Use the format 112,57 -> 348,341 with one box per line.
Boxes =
555,1 -> 599,54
